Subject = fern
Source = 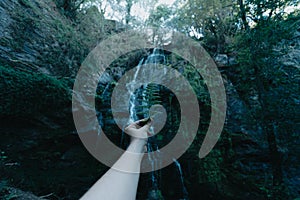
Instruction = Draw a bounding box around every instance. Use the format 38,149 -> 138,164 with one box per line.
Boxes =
135,83 -> 162,119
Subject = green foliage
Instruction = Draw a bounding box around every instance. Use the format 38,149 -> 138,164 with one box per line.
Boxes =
0,66 -> 71,118
198,149 -> 223,183
242,0 -> 298,23
232,8 -> 299,197
1,0 -> 86,77
1,0 -> 299,198
135,83 -> 162,118
233,13 -> 299,114
147,5 -> 174,28
181,64 -> 210,105
162,0 -> 239,53
54,0 -> 86,19
1,0 -> 117,78
144,84 -> 162,105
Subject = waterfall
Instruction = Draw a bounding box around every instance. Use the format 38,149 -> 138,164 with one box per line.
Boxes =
126,48 -> 165,193
126,48 -> 166,122
127,48 -> 189,199
144,49 -> 165,191
173,158 -> 189,200
147,143 -> 158,189
127,58 -> 144,123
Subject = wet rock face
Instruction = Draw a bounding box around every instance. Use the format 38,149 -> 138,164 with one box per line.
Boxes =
224,79 -> 250,133
0,4 -> 12,38
0,0 -> 74,76
1,187 -> 43,200
0,0 -> 116,77
221,23 -> 300,198
214,54 -> 237,67
280,30 -> 300,69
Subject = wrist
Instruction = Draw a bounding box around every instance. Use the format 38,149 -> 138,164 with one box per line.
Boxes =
127,139 -> 146,153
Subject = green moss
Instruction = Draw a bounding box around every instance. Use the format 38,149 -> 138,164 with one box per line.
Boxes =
0,66 -> 71,117
198,149 -> 223,183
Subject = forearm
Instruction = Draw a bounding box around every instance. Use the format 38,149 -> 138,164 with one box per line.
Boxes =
80,140 -> 145,200
109,139 -> 145,174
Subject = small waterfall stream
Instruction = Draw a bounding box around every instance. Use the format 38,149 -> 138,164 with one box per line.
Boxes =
173,158 -> 189,200
127,58 -> 144,123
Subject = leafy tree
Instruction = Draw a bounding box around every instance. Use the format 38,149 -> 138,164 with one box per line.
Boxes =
149,0 -> 239,53
147,5 -> 174,28
233,3 -> 299,197
55,0 -> 87,18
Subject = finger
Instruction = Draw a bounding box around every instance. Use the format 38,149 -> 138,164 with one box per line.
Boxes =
125,118 -> 151,132
137,118 -> 152,127
130,119 -> 147,128
130,118 -> 151,129
125,119 -> 144,130
134,118 -> 149,126
134,118 -> 147,124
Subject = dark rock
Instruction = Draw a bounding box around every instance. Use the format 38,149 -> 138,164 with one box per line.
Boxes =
214,54 -> 228,66
214,54 -> 237,67
0,0 -> 118,77
2,187 -> 43,200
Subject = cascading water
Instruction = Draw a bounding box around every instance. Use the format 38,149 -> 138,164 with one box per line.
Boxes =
173,158 -> 189,200
143,49 -> 165,192
127,58 -> 144,123
125,48 -> 188,199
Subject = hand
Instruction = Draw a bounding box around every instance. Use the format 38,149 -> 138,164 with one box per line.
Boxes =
124,118 -> 152,144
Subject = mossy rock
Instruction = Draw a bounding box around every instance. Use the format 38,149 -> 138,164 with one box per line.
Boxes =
0,65 -> 72,127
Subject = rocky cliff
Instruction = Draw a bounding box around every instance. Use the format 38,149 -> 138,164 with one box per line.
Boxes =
0,0 -> 299,199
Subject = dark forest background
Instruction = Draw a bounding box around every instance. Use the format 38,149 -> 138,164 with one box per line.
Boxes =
0,0 -> 299,199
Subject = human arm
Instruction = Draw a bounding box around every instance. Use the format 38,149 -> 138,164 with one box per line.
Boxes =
80,119 -> 151,200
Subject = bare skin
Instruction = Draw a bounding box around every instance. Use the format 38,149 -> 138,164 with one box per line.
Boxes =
80,119 -> 151,200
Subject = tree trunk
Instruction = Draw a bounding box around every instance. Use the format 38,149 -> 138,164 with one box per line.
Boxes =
265,121 -> 283,186
253,65 -> 283,188
238,0 -> 249,30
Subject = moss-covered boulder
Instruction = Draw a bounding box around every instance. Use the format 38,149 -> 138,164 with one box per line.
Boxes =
0,66 -> 72,128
